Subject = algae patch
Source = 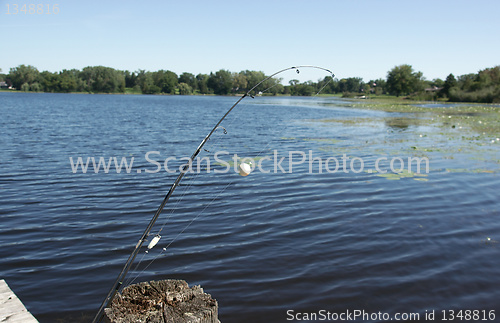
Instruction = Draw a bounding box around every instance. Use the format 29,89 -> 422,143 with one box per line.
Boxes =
368,169 -> 429,181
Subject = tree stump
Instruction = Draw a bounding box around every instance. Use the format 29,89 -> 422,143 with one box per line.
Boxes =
104,279 -> 219,323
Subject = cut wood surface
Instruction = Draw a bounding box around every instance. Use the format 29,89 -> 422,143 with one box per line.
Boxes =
105,279 -> 219,323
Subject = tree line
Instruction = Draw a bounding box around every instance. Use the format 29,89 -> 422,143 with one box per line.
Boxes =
1,64 -> 499,103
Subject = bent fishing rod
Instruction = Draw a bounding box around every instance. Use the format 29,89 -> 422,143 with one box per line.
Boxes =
92,65 -> 334,323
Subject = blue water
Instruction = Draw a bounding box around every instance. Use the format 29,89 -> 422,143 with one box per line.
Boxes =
0,93 -> 499,322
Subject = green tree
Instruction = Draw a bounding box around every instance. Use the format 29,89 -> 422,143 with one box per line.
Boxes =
316,76 -> 335,94
298,84 -> 314,96
124,71 -> 138,88
288,81 -> 314,96
21,82 -> 30,92
178,82 -> 193,95
39,71 -> 59,92
207,69 -> 232,95
30,82 -> 42,92
441,73 -> 456,97
369,79 -> 387,94
261,76 -> 283,95
8,65 -> 40,90
242,70 -> 266,93
386,64 -> 424,96
337,77 -> 364,93
430,78 -> 444,88
476,66 -> 500,89
447,67 -> 500,103
80,66 -> 125,93
232,72 -> 248,93
196,74 -> 209,94
457,73 -> 476,91
58,69 -> 81,92
179,72 -> 197,91
136,70 -> 160,94
153,70 -> 178,94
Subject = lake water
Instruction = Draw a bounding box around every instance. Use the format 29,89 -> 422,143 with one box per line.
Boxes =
0,93 -> 499,322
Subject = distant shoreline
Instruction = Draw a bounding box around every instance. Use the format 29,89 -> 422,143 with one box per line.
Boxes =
3,64 -> 499,103
2,89 -> 497,105
0,88 -> 330,98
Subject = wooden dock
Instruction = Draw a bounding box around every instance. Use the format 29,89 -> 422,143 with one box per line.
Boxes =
0,279 -> 38,323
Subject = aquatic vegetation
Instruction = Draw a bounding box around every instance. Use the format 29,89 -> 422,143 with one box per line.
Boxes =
308,98 -> 500,175
369,169 -> 429,181
445,168 -> 497,174
302,138 -> 342,144
314,117 -> 377,125
281,137 -> 342,144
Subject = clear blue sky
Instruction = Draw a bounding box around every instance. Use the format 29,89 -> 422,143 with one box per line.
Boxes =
1,0 -> 499,83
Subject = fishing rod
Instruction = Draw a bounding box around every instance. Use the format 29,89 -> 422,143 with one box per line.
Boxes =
92,65 -> 334,323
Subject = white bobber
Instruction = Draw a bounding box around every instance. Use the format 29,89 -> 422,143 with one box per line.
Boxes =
238,162 -> 252,176
147,234 -> 161,250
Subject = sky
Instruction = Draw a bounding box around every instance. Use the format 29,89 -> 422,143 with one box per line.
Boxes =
1,0 -> 499,84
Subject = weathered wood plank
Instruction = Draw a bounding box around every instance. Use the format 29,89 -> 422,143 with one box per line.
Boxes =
0,279 -> 38,323
104,279 -> 219,323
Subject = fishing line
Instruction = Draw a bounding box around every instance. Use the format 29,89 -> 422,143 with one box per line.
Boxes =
259,82 -> 281,95
155,68 -> 334,240
237,70 -> 335,165
123,128 -> 232,286
144,127 -> 229,238
316,75 -> 334,95
93,66 -> 334,323
151,126 -> 230,236
125,180 -> 234,287
126,104 -> 263,286
125,127 -> 238,282
125,68 -> 335,286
